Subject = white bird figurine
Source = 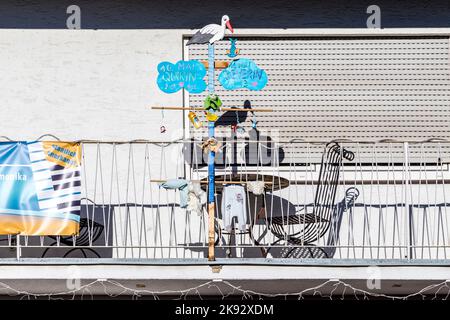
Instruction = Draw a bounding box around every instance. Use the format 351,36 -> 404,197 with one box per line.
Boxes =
187,15 -> 234,45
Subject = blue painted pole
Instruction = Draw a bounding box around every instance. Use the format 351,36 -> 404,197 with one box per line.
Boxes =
207,43 -> 216,261
208,121 -> 215,203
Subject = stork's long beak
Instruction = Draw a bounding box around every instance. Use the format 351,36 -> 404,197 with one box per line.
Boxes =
226,20 -> 234,33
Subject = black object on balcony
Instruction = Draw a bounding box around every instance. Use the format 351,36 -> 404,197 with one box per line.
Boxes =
41,218 -> 104,258
266,142 -> 355,258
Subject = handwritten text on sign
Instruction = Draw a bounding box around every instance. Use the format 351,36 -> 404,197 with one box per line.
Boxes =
218,58 -> 268,91
157,60 -> 207,94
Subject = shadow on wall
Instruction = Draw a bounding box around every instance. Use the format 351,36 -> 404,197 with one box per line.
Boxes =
183,130 -> 285,168
182,187 -> 360,259
216,193 -> 296,259
0,205 -> 113,258
214,100 -> 253,128
0,0 -> 449,28
213,100 -> 286,166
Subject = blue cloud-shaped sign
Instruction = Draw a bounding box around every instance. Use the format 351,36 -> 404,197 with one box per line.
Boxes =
218,58 -> 268,91
157,60 -> 207,94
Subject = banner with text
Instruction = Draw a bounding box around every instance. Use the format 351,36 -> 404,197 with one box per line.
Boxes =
0,141 -> 81,235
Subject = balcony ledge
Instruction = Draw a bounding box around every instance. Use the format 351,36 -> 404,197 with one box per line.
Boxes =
2,257 -> 450,266
0,259 -> 447,296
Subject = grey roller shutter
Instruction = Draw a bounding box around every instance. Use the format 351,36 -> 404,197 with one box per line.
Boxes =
187,36 -> 450,163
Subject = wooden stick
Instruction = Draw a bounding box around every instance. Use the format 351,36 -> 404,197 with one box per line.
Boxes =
151,106 -> 273,112
200,60 -> 229,69
150,179 -> 275,184
152,179 -> 450,186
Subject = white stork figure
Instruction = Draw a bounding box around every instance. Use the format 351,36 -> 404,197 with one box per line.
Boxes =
187,15 -> 234,45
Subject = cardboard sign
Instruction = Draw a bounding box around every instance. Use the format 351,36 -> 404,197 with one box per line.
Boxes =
157,60 -> 207,94
218,58 -> 268,91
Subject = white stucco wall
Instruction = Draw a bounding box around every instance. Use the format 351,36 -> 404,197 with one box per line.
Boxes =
0,29 -> 186,141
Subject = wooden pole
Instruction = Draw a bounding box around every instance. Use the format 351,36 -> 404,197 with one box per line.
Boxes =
150,106 -> 273,112
200,60 -> 229,69
207,43 -> 216,262
208,202 -> 215,261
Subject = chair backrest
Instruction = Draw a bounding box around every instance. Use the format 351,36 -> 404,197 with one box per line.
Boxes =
300,142 -> 354,244
322,187 -> 360,257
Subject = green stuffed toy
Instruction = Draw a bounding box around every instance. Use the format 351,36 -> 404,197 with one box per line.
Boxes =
203,94 -> 222,111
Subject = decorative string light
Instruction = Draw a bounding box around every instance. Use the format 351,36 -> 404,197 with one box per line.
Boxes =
0,279 -> 448,300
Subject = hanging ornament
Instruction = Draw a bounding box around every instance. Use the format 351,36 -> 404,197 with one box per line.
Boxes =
188,111 -> 203,129
236,126 -> 245,134
226,38 -> 240,58
251,112 -> 258,129
205,111 -> 219,122
234,110 -> 245,134
160,110 -> 167,134
204,94 -> 222,111
200,138 -> 222,154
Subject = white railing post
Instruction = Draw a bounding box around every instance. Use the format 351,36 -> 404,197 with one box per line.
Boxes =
403,142 -> 411,260
16,234 -> 21,260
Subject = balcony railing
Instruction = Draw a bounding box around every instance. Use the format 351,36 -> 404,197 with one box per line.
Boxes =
2,138 -> 450,261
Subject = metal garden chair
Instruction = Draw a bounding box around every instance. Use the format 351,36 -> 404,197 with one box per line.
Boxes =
41,218 -> 104,258
277,187 -> 360,258
265,142 -> 355,258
